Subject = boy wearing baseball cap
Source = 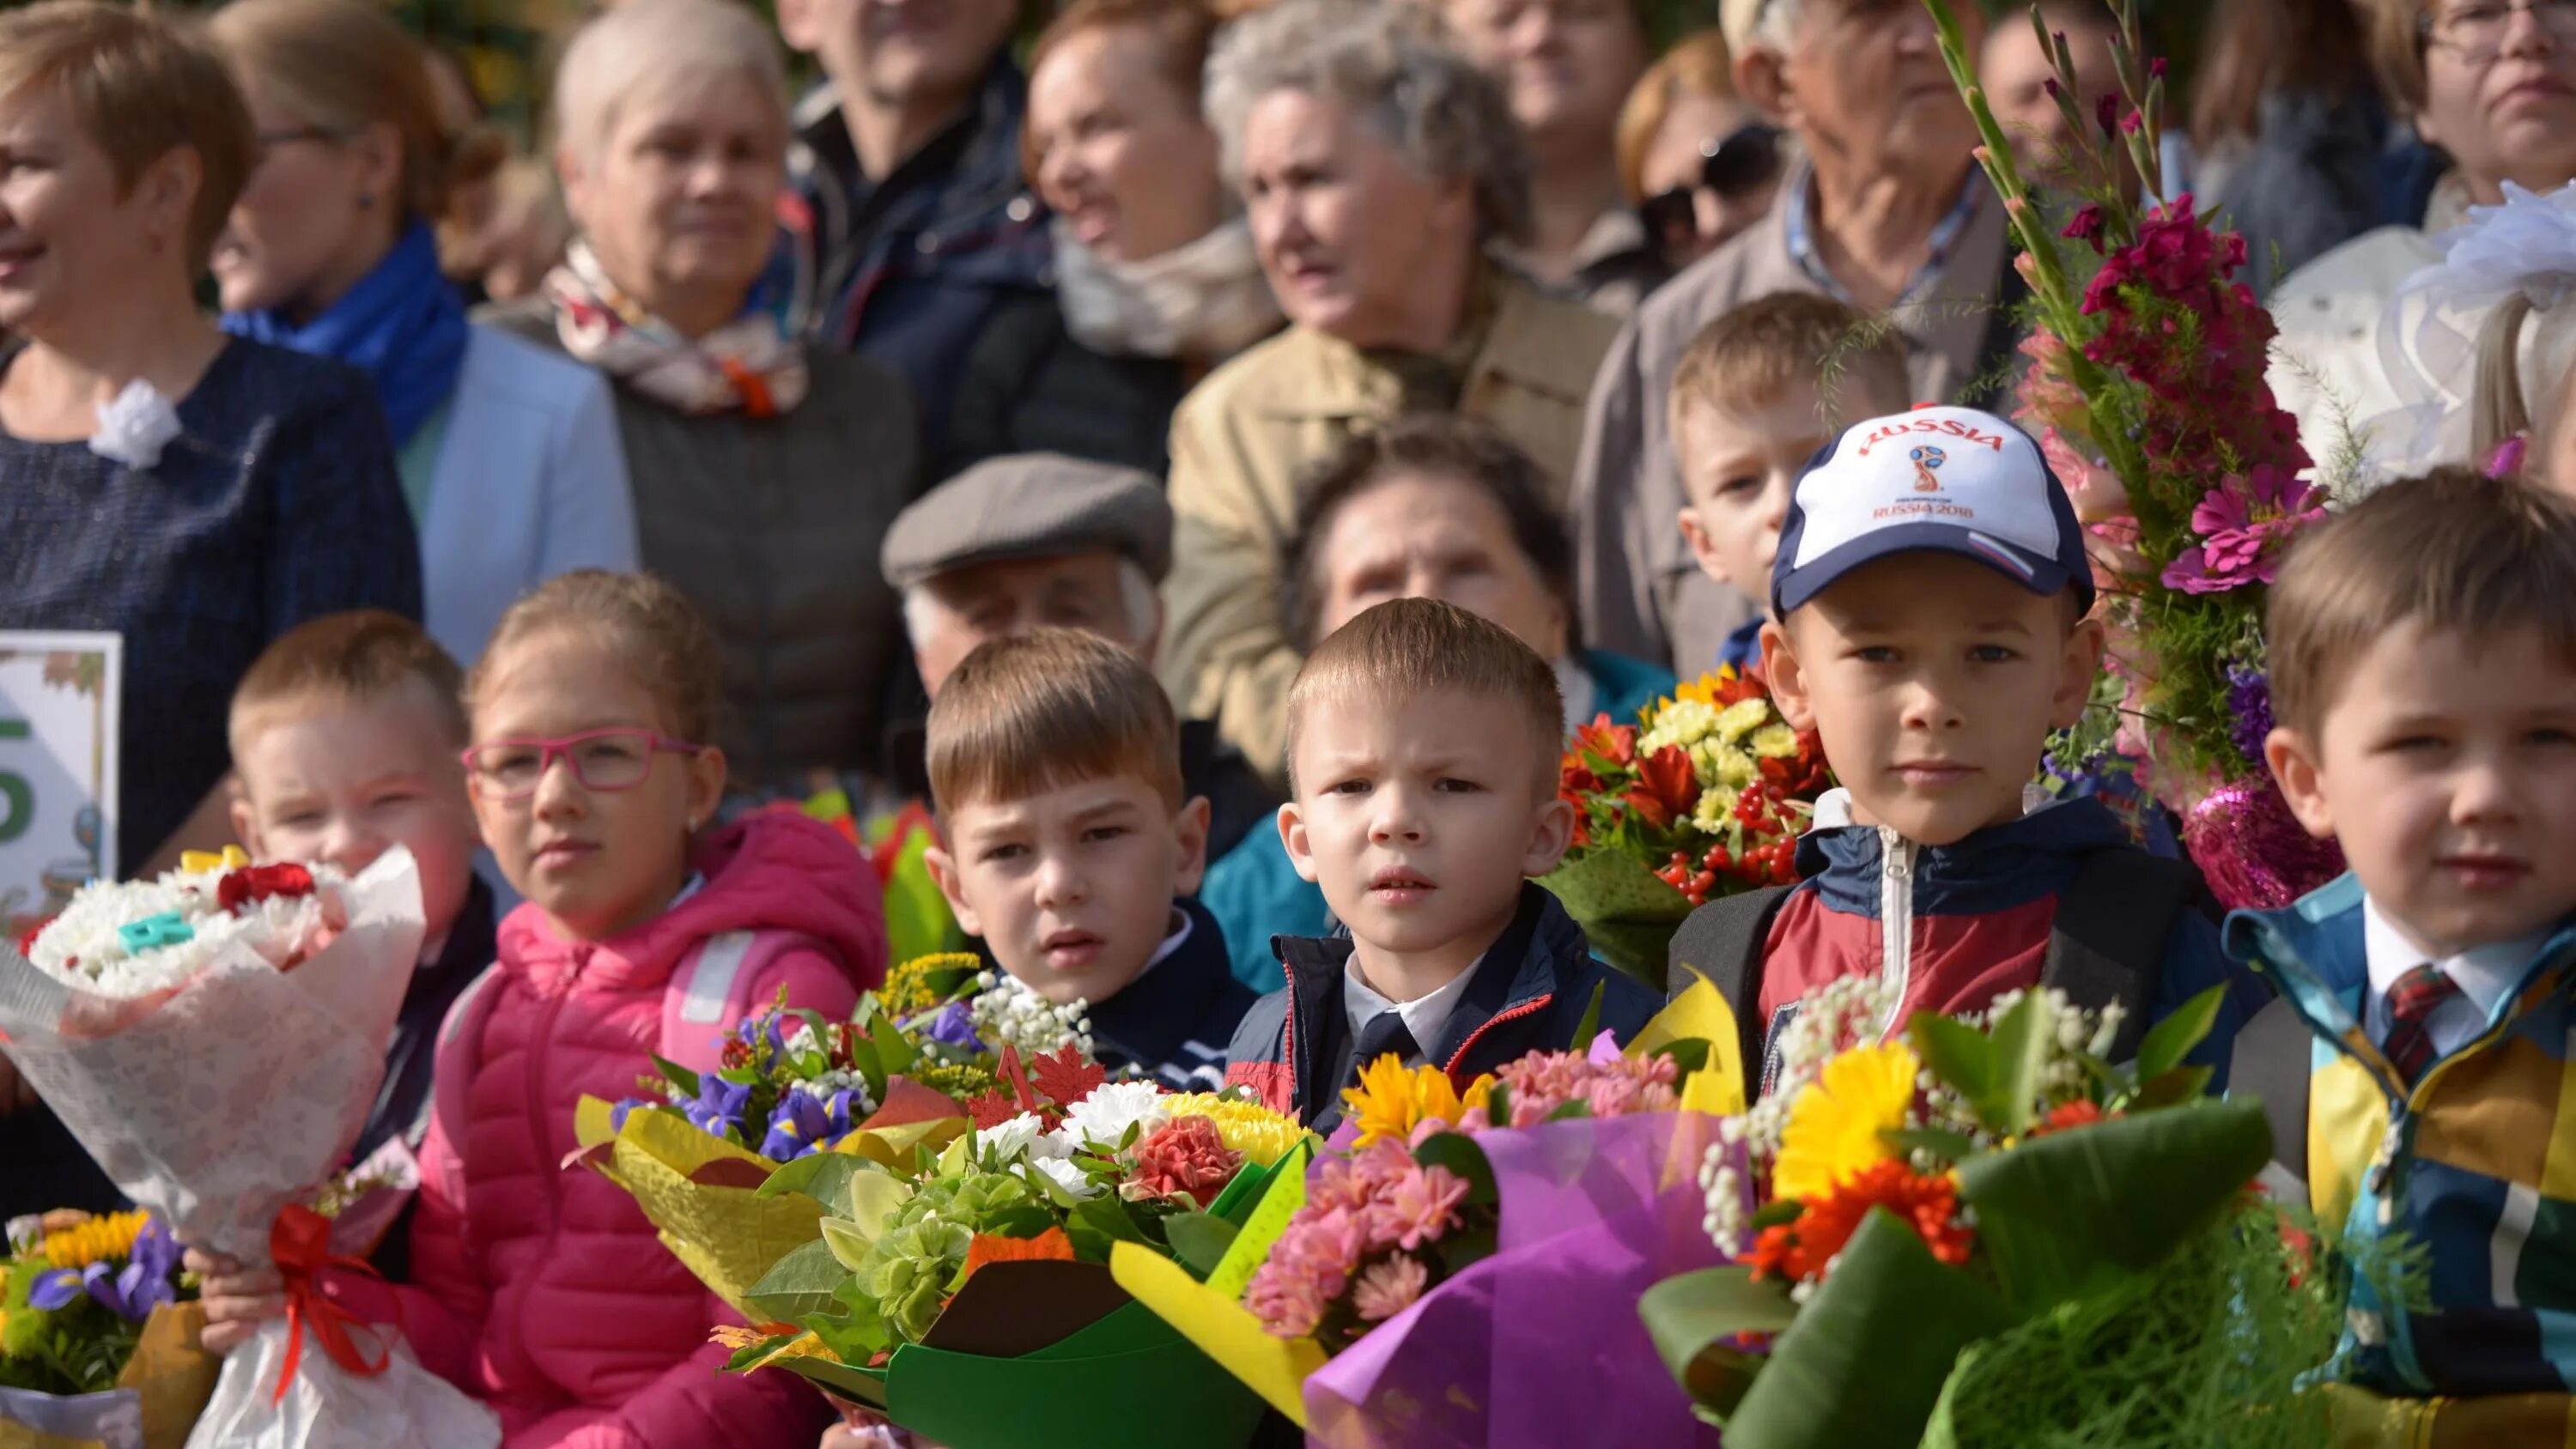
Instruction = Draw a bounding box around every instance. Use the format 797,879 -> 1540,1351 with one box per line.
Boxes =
1667,405 -> 2257,1098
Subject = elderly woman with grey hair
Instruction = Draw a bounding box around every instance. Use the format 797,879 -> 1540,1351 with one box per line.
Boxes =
491,0 -> 920,799
1157,0 -> 1619,786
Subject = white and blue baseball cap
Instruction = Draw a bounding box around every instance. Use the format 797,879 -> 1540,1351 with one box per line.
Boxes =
1771,405 -> 2093,618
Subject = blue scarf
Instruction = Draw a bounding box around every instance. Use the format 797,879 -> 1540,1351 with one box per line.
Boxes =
222,222 -> 468,447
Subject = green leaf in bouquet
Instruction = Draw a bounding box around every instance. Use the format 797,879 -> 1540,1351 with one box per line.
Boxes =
1536,849 -> 1697,987
1163,1211 -> 1239,1280
1749,1198 -> 1805,1231
1984,991 -> 2051,1139
1909,1013 -> 2000,1119
1568,979 -> 1607,1054
1722,1210 -> 2014,1449
823,1216 -> 882,1274
651,1054 -> 702,1098
867,1016 -> 920,1080
2134,984 -> 2227,1083
1065,1194 -> 1149,1262
748,1237 -> 854,1323
1411,1130 -> 1498,1208
760,1150 -> 866,1208
1956,1097 -> 2271,1319
2131,1064 -> 2216,1112
1433,1220 -> 1498,1278
1652,1038 -> 1714,1076
1639,1265 -> 1799,1419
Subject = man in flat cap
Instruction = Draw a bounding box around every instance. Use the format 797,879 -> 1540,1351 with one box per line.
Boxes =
854,453 -> 1280,964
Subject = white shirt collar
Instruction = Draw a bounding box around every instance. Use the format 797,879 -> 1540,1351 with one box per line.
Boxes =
1134,908 -> 1192,981
2360,894 -> 2551,1049
1343,951 -> 1485,1064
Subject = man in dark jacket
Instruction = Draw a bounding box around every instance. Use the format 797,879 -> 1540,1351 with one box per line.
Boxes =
776,0 -> 1047,457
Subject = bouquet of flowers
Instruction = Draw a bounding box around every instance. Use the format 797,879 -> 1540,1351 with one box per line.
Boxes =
1541,670 -> 1828,983
714,1054 -> 1306,1448
1640,979 -> 2333,1449
571,955 -> 1091,1315
1118,986 -> 1746,1447
1,1210 -> 216,1449
0,846 -> 496,1449
1923,0 -> 2345,908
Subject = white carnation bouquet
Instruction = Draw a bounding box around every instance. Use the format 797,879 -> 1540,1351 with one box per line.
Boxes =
0,846 -> 498,1449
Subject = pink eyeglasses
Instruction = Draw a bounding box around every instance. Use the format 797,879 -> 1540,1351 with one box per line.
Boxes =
460,728 -> 705,801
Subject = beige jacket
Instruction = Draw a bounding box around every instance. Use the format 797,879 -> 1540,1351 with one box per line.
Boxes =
1159,268 -> 1619,784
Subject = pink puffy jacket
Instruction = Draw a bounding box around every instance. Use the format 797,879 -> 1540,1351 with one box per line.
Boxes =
392,811 -> 885,1449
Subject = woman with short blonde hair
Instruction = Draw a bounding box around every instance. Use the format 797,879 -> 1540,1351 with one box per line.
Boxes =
491,0 -> 920,797
208,0 -> 639,665
0,0 -> 421,1219
1614,27 -> 1778,270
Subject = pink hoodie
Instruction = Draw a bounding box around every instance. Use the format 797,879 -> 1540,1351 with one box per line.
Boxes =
392,811 -> 884,1449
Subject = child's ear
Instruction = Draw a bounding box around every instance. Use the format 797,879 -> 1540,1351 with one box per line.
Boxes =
1522,793 -> 1576,877
1678,506 -> 1730,586
1277,801 -> 1321,885
922,840 -> 985,939
1762,620 -> 1815,729
1171,795 -> 1213,896
227,787 -> 261,862
2050,615 -> 2107,731
2264,726 -> 2338,842
683,745 -> 727,833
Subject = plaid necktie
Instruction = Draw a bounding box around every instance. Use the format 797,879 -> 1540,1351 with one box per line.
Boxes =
2383,964 -> 2463,1085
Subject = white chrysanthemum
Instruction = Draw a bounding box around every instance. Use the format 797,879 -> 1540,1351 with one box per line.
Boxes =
1020,1155 -> 1100,1201
977,1112 -> 1050,1165
23,860 -> 347,998
1051,1080 -> 1170,1154
1639,699 -> 1719,755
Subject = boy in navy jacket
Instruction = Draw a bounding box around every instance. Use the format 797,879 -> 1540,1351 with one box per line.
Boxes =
924,630 -> 1250,1089
1226,599 -> 1659,1130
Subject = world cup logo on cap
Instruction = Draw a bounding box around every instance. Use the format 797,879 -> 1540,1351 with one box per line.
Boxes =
1909,445 -> 1947,493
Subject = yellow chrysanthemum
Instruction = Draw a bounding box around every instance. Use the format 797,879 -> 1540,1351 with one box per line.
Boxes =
1342,1057 -> 1496,1147
1163,1094 -> 1308,1167
1692,785 -> 1741,834
1690,738 -> 1758,791
1749,723 -> 1801,759
42,1210 -> 147,1270
1640,699 -> 1720,755
1712,698 -> 1772,744
1772,1043 -> 1920,1202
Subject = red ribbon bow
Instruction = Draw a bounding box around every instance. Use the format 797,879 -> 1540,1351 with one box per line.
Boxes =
219,864 -> 315,916
268,1203 -> 394,1405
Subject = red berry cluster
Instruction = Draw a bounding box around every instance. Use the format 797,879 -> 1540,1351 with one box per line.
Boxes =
1652,783 -> 1801,904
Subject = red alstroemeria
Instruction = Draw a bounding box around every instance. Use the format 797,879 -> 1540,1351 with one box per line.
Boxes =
1624,745 -> 1700,830
1571,715 -> 1637,770
2028,1099 -> 2106,1138
1745,1161 -> 1971,1286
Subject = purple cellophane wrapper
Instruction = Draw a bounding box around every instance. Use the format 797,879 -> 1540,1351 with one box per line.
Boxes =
0,850 -> 424,1258
2181,774 -> 2346,912
1303,1113 -> 1725,1449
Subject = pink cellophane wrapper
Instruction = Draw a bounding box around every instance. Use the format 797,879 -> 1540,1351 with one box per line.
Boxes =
1303,1113 -> 1725,1449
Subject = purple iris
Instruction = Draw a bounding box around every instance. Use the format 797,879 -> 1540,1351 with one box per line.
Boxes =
28,1219 -> 180,1324
922,1000 -> 983,1052
681,1074 -> 755,1141
609,1097 -> 654,1133
759,1088 -> 855,1161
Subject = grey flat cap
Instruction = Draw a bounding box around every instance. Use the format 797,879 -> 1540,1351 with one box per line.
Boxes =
880,452 -> 1174,591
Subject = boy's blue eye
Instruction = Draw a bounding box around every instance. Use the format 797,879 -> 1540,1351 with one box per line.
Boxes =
2529,727 -> 2576,747
981,842 -> 1030,864
1851,646 -> 1899,664
1328,778 -> 1371,795
1969,645 -> 2018,664
1435,777 -> 1482,793
1083,824 -> 1129,843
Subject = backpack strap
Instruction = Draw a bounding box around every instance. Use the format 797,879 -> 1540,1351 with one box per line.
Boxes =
661,929 -> 804,1070
2231,994 -> 2312,1190
1667,886 -> 1794,1102
2042,849 -> 2215,1063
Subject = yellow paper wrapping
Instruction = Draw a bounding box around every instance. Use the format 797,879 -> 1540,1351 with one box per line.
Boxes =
1111,1244 -> 1327,1428
572,1098 -> 824,1319
0,1303 -> 216,1449
1630,973 -> 1747,1118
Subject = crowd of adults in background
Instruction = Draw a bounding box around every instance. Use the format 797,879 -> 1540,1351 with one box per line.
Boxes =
5,0 -> 2574,1224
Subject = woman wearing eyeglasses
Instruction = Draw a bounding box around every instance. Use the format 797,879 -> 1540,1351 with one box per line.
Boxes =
1617,29 -> 1783,271
206,0 -> 639,668
2267,0 -> 2576,482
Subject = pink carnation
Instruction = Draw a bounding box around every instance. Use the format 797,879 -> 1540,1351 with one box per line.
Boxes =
1351,1254 -> 1431,1323
1492,1051 -> 1680,1128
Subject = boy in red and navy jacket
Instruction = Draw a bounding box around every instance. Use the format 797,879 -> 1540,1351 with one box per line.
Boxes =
1667,406 -> 2263,1098
1225,599 -> 1658,1130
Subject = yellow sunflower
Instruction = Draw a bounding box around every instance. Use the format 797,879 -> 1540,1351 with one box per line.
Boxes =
43,1210 -> 148,1270
1772,1042 -> 1921,1202
1342,1058 -> 1496,1147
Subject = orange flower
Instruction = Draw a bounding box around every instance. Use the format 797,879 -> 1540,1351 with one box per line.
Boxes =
963,1226 -> 1076,1282
1625,745 -> 1700,829
1745,1161 -> 1972,1285
2028,1100 -> 2106,1138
